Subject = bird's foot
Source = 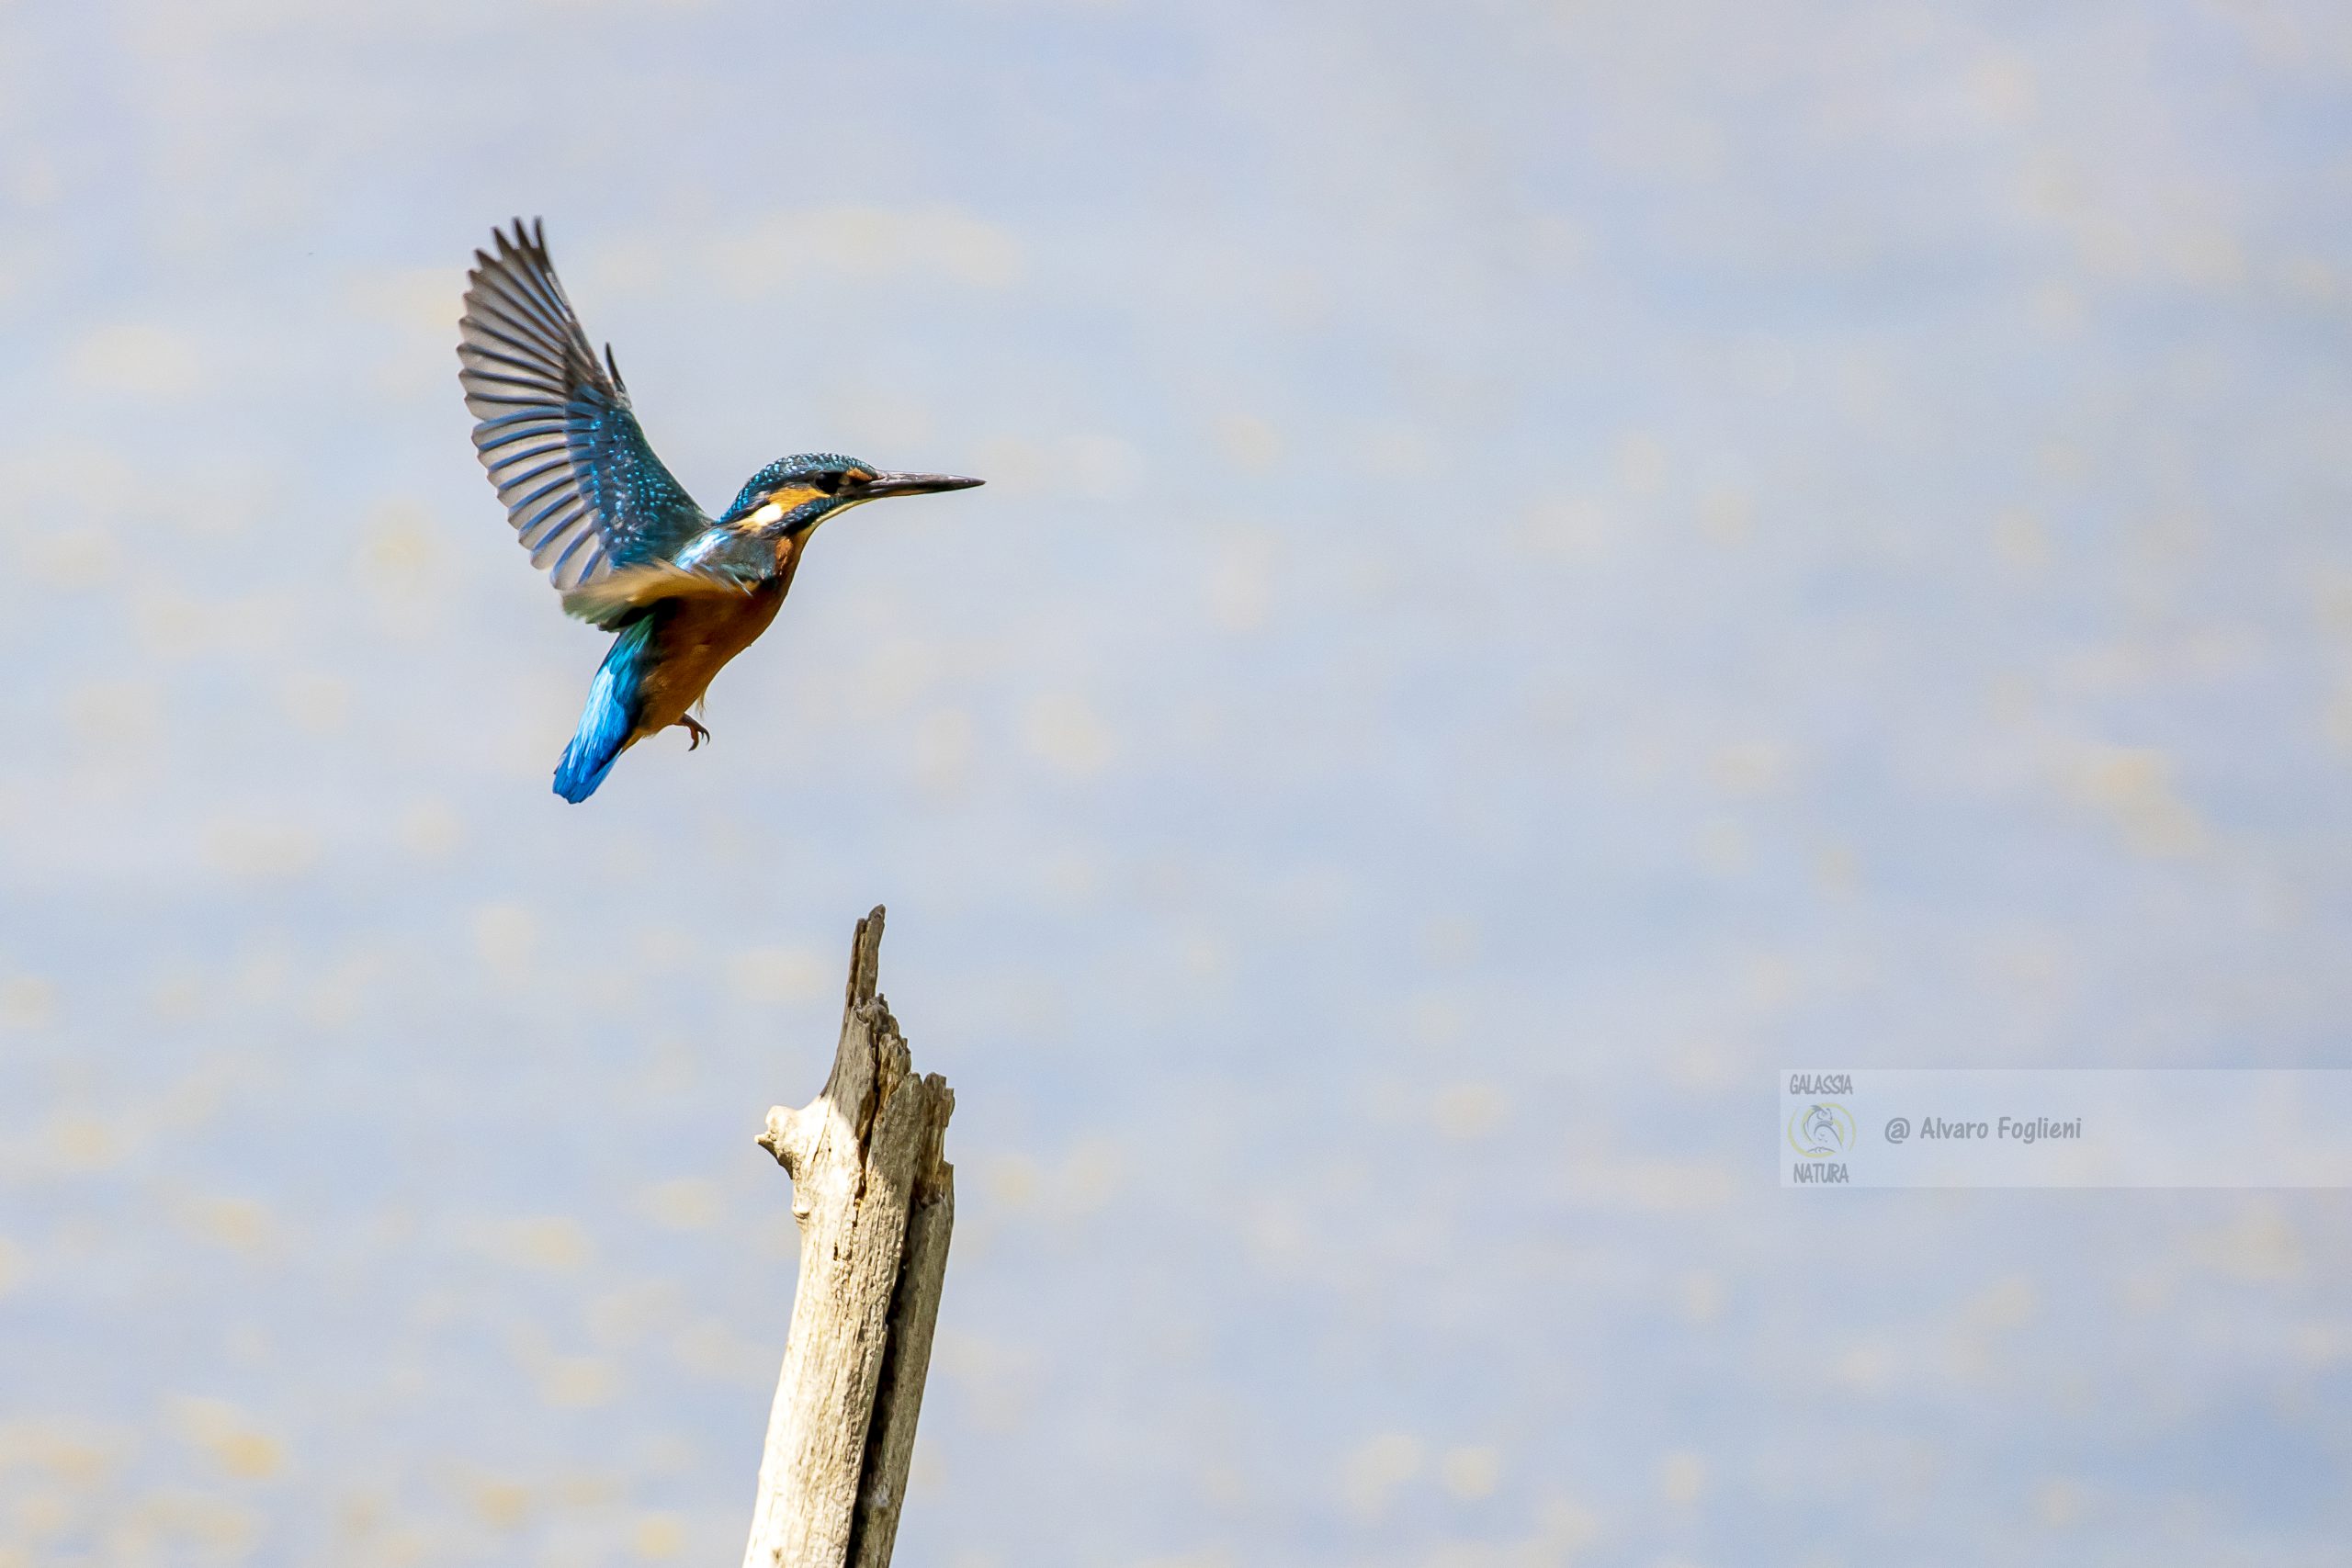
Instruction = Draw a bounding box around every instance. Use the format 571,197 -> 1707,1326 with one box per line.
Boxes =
679,715 -> 711,750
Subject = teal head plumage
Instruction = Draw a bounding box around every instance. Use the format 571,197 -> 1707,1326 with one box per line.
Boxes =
456,220 -> 981,802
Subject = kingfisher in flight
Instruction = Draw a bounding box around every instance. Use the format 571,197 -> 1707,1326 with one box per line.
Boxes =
457,219 -> 981,802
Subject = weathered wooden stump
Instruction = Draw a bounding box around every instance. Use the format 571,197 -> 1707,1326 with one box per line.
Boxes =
741,907 -> 956,1568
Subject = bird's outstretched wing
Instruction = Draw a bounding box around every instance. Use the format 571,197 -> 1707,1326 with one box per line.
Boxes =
458,219 -> 710,590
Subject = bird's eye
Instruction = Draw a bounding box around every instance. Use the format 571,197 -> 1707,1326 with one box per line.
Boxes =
809,472 -> 842,495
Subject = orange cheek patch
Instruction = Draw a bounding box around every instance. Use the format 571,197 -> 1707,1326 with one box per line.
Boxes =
729,485 -> 827,535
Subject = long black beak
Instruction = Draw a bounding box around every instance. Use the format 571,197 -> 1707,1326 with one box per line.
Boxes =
861,471 -> 984,498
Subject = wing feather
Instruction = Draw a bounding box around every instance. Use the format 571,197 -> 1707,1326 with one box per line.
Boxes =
558,559 -> 758,630
457,219 -> 711,592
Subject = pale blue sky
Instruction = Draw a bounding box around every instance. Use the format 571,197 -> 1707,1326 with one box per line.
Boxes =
5,2 -> 2352,1564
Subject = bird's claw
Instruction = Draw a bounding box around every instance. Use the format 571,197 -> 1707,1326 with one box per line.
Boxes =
680,715 -> 711,750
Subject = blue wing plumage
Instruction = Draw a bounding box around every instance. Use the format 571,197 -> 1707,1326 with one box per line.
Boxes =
458,219 -> 711,590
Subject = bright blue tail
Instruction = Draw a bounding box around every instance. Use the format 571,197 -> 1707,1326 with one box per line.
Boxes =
553,620 -> 656,803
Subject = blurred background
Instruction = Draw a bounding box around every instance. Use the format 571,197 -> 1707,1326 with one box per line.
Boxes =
4,1 -> 2351,1563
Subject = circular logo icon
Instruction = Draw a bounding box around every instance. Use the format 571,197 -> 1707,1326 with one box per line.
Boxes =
1884,1117 -> 1911,1144
1788,1101 -> 1855,1158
